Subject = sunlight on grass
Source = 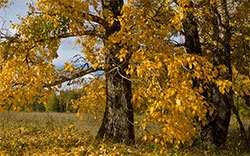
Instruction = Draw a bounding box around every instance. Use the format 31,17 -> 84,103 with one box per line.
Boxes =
0,112 -> 249,155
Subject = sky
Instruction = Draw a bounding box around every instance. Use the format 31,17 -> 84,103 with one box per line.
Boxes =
0,0 -> 83,67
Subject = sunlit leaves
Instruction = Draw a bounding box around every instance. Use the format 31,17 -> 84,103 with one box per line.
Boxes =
1,0 -> 250,152
64,62 -> 75,72
0,0 -> 12,9
73,76 -> 105,121
0,57 -> 56,111
233,67 -> 250,97
132,53 -> 219,148
0,0 -> 104,111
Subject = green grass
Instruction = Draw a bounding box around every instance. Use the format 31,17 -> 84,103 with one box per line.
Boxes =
0,111 -> 249,155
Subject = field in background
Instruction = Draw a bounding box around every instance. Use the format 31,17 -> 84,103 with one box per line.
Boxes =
0,112 -> 100,137
0,111 -> 249,155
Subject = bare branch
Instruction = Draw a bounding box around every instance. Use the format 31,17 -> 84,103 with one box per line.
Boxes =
170,39 -> 184,47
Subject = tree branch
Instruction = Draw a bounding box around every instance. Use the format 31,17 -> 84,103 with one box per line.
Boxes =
1,29 -> 103,45
43,66 -> 103,88
82,13 -> 110,31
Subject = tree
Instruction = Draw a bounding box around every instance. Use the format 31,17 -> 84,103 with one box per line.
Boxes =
169,0 -> 250,148
47,92 -> 60,112
94,0 -> 135,144
1,0 -> 250,149
0,0 -> 135,144
127,0 -> 250,149
178,0 -> 233,147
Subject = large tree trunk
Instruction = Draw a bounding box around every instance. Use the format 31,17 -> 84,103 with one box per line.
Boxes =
204,0 -> 232,147
96,0 -> 135,144
96,55 -> 134,144
182,0 -> 232,147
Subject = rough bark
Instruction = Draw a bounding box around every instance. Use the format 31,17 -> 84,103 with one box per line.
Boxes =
182,8 -> 202,55
96,53 -> 135,144
206,87 -> 231,147
96,0 -> 135,144
244,95 -> 250,107
182,0 -> 232,147
205,0 -> 232,147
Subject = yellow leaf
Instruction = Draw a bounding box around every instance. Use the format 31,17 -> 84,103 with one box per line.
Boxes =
142,123 -> 146,129
213,41 -> 217,46
149,135 -> 154,141
154,138 -> 159,143
240,90 -> 244,97
243,88 -> 249,95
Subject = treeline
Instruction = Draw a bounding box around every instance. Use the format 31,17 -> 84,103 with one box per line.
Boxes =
31,89 -> 83,113
16,87 -> 250,117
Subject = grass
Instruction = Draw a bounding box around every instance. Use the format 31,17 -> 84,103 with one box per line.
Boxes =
0,111 -> 100,137
0,111 -> 249,155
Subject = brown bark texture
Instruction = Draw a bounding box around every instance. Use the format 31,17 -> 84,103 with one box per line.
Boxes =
182,0 -> 232,147
96,0 -> 135,144
204,0 -> 232,147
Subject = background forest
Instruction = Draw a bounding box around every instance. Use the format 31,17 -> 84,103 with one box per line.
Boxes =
32,89 -> 83,112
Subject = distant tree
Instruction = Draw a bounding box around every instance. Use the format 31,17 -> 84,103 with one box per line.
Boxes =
46,92 -> 60,112
31,98 -> 46,112
58,89 -> 82,113
45,89 -> 83,113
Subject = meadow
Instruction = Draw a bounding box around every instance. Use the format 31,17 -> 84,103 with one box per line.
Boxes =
0,111 -> 249,155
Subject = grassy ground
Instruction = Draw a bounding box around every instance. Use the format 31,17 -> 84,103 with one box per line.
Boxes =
0,111 -> 249,155
0,111 -> 100,137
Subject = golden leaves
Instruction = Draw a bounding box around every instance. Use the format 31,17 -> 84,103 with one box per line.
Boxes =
72,76 -> 105,121
0,51 -> 56,111
232,67 -> 250,97
64,62 -> 75,72
131,53 -> 221,147
1,0 -> 249,154
0,0 -> 12,9
0,124 -> 89,155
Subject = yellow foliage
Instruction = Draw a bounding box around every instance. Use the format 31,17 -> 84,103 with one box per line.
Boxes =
72,76 -> 105,121
1,0 -> 250,152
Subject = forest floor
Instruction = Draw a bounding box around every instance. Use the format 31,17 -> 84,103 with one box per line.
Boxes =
0,111 -> 249,155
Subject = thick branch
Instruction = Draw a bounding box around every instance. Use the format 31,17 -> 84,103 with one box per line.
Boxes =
82,13 -> 110,31
53,30 -> 104,39
43,66 -> 103,88
1,29 -> 103,45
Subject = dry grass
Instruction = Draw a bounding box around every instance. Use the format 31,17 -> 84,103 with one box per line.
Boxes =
0,111 -> 249,155
225,116 -> 250,155
0,111 -> 100,137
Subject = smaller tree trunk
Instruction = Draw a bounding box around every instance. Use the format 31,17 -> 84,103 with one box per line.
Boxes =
205,87 -> 231,147
248,126 -> 250,153
204,0 -> 233,148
